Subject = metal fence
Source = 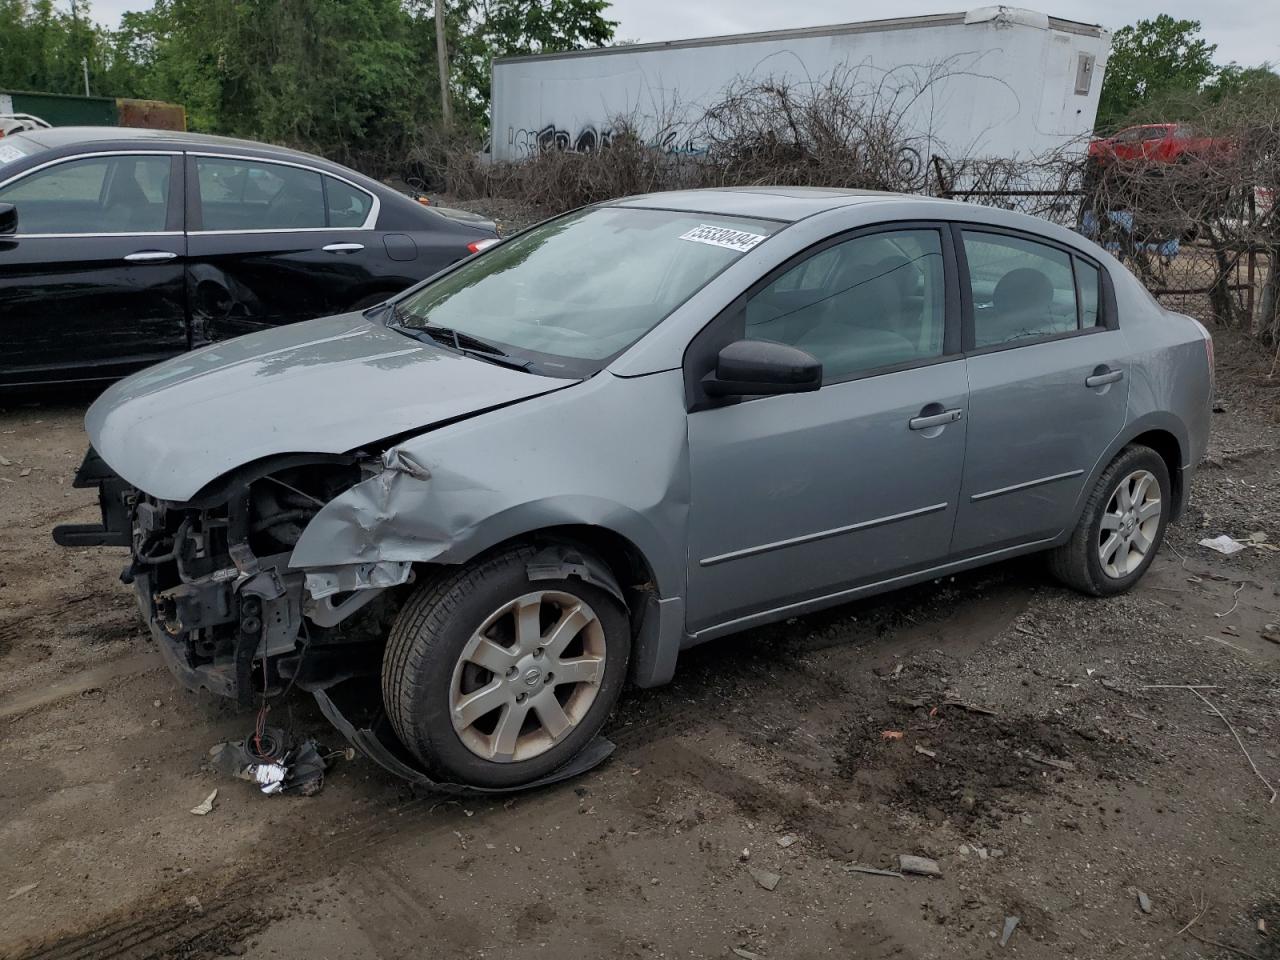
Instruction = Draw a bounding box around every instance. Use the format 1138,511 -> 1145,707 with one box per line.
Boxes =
932,155 -> 1276,333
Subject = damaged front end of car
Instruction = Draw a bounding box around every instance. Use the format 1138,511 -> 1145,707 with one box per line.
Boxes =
54,448 -> 413,706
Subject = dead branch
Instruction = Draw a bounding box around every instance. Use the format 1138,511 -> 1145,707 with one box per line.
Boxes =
1149,686 -> 1277,804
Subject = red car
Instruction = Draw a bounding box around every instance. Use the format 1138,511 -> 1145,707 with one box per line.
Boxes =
1088,123 -> 1230,166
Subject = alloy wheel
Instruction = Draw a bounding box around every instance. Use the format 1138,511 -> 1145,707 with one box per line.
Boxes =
1098,468 -> 1162,578
448,590 -> 606,762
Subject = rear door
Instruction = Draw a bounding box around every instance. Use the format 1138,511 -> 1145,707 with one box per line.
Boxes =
184,153 -> 384,344
950,225 -> 1129,556
0,151 -> 187,385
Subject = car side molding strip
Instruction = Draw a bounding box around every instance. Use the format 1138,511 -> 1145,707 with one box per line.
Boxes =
698,501 -> 950,568
969,468 -> 1084,503
691,535 -> 1060,642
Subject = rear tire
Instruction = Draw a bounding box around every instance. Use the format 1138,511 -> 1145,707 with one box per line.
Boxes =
381,546 -> 630,788
1048,445 -> 1170,596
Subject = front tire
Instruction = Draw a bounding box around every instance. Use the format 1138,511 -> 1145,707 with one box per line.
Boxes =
1049,445 -> 1170,596
381,546 -> 630,788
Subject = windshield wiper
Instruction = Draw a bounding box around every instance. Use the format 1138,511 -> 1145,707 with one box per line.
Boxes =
389,311 -> 533,372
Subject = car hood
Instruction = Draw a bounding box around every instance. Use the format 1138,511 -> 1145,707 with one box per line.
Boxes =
86,312 -> 575,502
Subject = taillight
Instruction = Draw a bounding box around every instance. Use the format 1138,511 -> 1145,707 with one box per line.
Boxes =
467,238 -> 500,255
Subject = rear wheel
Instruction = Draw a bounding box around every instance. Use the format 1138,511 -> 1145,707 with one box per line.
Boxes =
1048,445 -> 1170,596
381,546 -> 630,787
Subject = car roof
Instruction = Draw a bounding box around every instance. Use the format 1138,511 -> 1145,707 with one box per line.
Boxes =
610,186 -> 901,222
15,125 -> 333,165
612,186 -> 960,224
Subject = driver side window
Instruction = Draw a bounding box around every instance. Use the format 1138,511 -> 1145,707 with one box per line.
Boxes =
196,157 -> 325,231
743,229 -> 946,383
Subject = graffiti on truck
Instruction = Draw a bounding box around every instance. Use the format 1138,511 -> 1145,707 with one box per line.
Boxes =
512,122 -> 707,158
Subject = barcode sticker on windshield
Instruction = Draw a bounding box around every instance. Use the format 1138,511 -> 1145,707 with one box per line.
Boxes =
0,144 -> 25,164
678,224 -> 766,253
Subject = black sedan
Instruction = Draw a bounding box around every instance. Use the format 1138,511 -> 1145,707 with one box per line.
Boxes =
0,127 -> 499,388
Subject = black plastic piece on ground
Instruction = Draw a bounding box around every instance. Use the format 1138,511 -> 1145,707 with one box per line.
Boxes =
312,677 -> 615,796
52,447 -> 133,547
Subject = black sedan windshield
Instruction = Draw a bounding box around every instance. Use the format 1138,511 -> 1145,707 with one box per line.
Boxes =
392,206 -> 779,374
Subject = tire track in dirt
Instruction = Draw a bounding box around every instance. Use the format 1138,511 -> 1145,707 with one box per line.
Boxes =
7,792 -> 453,960
10,583 -> 1031,959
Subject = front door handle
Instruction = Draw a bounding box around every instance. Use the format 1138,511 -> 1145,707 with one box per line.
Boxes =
322,243 -> 365,254
123,250 -> 178,263
909,407 -> 964,431
1085,368 -> 1124,388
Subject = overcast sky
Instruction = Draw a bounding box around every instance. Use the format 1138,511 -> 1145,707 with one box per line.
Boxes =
87,0 -> 1278,68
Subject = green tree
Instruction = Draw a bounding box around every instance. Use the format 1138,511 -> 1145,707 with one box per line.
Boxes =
119,0 -> 434,172
1202,63 -> 1280,102
0,0 -> 618,173
0,0 -> 141,97
1097,15 -> 1219,129
407,0 -> 618,128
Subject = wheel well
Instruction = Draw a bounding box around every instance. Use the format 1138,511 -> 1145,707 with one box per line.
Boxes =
519,525 -> 657,595
408,525 -> 664,686
427,525 -> 659,604
1128,429 -> 1183,516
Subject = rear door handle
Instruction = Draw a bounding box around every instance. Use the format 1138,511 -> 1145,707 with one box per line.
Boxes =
1085,368 -> 1124,388
909,408 -> 963,430
123,251 -> 178,263
322,243 -> 365,254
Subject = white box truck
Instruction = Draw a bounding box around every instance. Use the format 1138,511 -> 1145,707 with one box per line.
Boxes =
489,6 -> 1110,165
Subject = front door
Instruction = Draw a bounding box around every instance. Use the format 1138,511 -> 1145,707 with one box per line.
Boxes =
0,152 -> 187,385
185,154 -> 380,345
950,226 -> 1129,555
685,225 -> 969,635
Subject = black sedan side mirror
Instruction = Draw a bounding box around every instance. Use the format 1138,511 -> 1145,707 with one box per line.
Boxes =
0,203 -> 16,236
703,339 -> 822,397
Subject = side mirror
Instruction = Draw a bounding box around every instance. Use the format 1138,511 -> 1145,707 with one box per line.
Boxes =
702,339 -> 822,397
0,203 -> 16,235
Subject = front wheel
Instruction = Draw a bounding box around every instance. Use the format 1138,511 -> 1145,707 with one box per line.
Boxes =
1048,446 -> 1170,596
381,546 -> 630,788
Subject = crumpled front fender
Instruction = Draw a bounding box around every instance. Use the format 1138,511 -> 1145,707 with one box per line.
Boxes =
288,370 -> 690,603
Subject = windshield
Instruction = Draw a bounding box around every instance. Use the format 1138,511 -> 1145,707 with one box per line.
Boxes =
0,134 -> 39,173
391,206 -> 780,376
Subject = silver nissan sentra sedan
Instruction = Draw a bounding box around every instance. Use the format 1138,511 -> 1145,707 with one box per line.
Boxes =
55,187 -> 1213,788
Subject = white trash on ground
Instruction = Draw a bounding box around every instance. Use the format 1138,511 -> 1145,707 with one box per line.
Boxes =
1199,535 -> 1247,555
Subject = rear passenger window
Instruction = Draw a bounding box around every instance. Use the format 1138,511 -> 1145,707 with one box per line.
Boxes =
743,229 -> 946,383
962,231 -> 1078,347
325,176 -> 373,227
197,157 -> 325,230
1076,258 -> 1102,327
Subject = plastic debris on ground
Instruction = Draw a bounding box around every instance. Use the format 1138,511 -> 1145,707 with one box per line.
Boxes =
312,678 -> 614,795
898,854 -> 942,877
209,725 -> 329,797
1199,534 -> 1247,555
748,867 -> 781,891
1000,915 -> 1021,947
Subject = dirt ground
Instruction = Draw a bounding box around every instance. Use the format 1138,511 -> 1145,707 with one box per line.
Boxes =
1,327 -> 1278,960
